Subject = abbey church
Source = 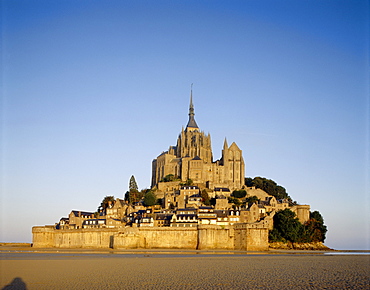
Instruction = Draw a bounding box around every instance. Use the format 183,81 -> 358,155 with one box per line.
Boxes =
151,90 -> 245,191
33,88 -> 316,251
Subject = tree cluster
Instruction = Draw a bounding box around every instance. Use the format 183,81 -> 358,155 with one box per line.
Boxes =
160,174 -> 180,183
124,175 -> 158,206
245,195 -> 259,205
227,196 -> 241,208
97,195 -> 115,213
179,179 -> 193,186
245,177 -> 292,201
201,189 -> 211,206
231,189 -> 247,198
143,190 -> 157,207
269,209 -> 327,243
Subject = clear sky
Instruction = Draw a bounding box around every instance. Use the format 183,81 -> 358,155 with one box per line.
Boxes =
1,0 -> 369,250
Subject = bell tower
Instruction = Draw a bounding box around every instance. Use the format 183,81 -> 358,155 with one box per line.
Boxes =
175,86 -> 212,163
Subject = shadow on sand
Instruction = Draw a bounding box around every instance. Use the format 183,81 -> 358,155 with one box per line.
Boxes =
2,277 -> 27,290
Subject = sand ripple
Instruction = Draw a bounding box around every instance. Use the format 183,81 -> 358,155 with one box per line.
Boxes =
1,254 -> 369,289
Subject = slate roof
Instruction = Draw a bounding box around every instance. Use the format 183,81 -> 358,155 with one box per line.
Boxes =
71,210 -> 95,217
187,115 -> 199,129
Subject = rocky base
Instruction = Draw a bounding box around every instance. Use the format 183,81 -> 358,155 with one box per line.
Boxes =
0,243 -> 32,247
269,242 -> 333,251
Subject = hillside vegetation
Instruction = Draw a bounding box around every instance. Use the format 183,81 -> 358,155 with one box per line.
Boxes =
269,209 -> 327,243
246,177 -> 327,244
245,177 -> 292,201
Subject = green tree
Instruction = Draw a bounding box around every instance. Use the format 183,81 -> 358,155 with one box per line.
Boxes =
201,189 -> 211,206
231,189 -> 247,198
310,211 -> 324,224
129,190 -> 139,204
98,196 -> 115,213
228,196 -> 241,207
270,209 -> 328,243
128,175 -> 141,204
129,175 -> 138,192
143,191 -> 157,207
304,211 -> 327,242
268,228 -> 283,242
179,179 -> 193,186
161,174 -> 180,182
245,195 -> 259,205
245,177 -> 253,187
246,177 -> 291,201
270,209 -> 303,243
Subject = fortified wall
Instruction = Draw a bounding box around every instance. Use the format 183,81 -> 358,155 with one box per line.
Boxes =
32,222 -> 269,251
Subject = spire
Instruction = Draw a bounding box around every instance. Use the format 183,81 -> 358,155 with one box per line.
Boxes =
189,83 -> 194,116
186,84 -> 199,130
223,137 -> 229,150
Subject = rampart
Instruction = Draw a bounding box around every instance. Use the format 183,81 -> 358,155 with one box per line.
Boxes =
32,223 -> 269,251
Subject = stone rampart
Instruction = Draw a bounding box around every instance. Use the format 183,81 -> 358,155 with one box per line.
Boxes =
197,225 -> 234,250
32,223 -> 269,251
32,226 -> 118,248
234,223 -> 269,251
136,227 -> 198,249
32,226 -> 56,248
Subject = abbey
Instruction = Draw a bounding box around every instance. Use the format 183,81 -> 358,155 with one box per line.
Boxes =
32,88 -> 315,251
152,90 -> 245,191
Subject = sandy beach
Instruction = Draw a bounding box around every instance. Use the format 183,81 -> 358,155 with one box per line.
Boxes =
1,247 -> 369,289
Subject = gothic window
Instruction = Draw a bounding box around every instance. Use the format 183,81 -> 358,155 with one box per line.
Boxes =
191,135 -> 196,146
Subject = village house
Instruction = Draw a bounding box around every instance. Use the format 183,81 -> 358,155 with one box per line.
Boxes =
82,219 -> 106,229
197,206 -> 217,225
171,208 -> 198,227
68,210 -> 95,229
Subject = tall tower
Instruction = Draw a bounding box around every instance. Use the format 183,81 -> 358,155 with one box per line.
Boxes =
175,87 -> 212,163
186,85 -> 199,132
151,88 -> 245,190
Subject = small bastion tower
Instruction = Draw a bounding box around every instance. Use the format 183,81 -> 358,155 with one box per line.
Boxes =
151,89 -> 245,192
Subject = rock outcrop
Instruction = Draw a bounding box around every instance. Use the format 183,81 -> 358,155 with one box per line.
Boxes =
269,242 -> 332,251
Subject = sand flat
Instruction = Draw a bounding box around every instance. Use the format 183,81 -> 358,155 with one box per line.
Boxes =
1,250 -> 369,289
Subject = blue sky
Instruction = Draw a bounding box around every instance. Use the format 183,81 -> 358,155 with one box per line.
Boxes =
1,0 -> 369,250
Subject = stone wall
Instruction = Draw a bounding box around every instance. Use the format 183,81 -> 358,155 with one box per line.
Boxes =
234,223 -> 269,251
32,226 -> 118,248
32,223 -> 269,251
197,225 -> 234,250
129,227 -> 198,249
32,226 -> 56,248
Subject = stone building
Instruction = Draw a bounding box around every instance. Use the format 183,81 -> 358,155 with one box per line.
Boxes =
152,90 -> 245,191
68,210 -> 95,229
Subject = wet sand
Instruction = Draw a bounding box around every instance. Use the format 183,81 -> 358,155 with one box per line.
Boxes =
1,248 -> 369,289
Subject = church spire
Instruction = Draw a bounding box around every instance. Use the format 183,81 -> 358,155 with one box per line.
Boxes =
223,137 -> 229,149
186,84 -> 199,130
